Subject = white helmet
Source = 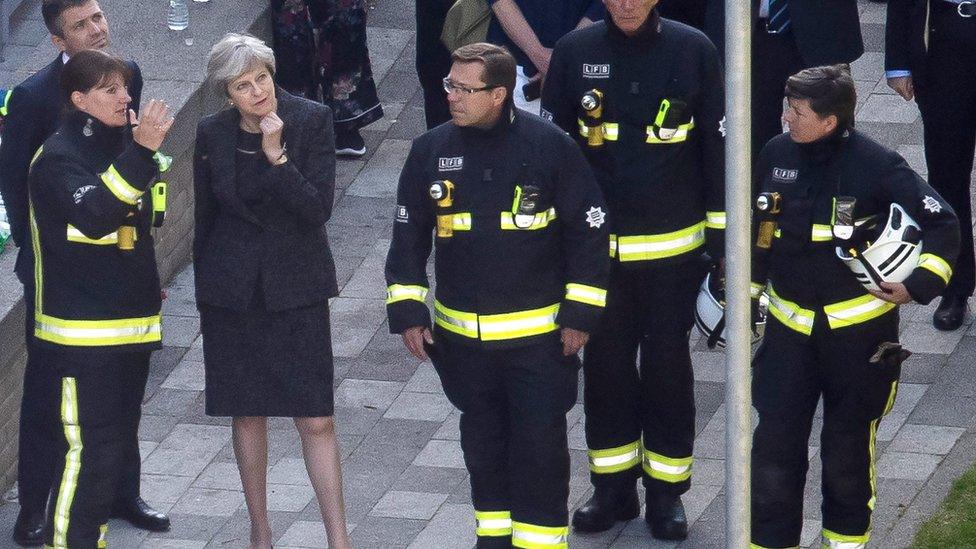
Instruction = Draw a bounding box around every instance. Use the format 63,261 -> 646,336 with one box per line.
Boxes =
694,270 -> 767,349
835,203 -> 922,292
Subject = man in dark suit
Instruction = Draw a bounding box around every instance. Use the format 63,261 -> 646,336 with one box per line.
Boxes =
706,0 -> 863,158
0,0 -> 168,545
886,0 -> 976,331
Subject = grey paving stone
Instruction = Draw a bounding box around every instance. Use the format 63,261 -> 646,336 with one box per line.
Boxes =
141,474 -> 195,504
277,519 -> 357,548
898,353 -> 945,384
334,405 -> 385,436
876,451 -> 942,480
897,144 -> 928,176
339,239 -> 392,299
163,315 -> 201,347
412,440 -> 466,469
406,502 -> 475,549
899,320 -> 967,355
383,391 -> 454,422
370,490 -> 447,520
161,357 -> 205,391
908,394 -> 976,428
851,52 -> 885,82
268,457 -> 313,486
876,411 -> 909,443
268,484 -> 317,513
346,139 -> 413,199
145,512 -> 231,543
857,93 -> 921,124
392,465 -> 468,494
693,457 -> 725,486
366,27 -> 414,85
143,388 -> 201,417
142,423 -> 231,477
171,487 -> 245,517
349,516 -> 428,549
432,410 -> 461,440
890,383 -> 928,416
403,361 -> 442,394
193,461 -> 244,491
692,351 -> 725,383
329,298 -> 388,357
141,539 -> 206,548
335,378 -> 404,410
329,196 -> 396,229
138,414 -> 181,442
888,424 -> 966,455
207,509 -> 301,549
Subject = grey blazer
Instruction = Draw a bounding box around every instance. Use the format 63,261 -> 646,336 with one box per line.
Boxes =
193,89 -> 339,312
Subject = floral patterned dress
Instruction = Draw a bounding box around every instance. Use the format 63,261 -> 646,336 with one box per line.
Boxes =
271,0 -> 384,132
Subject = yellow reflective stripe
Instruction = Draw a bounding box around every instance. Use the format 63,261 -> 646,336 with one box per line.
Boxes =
823,294 -> 896,329
642,450 -> 693,483
609,234 -> 618,258
767,285 -> 816,336
645,119 -> 695,144
821,528 -> 869,549
452,212 -> 472,231
616,222 -> 705,262
434,300 -> 479,338
66,224 -> 126,245
30,205 -> 44,313
868,380 -> 898,513
705,211 -> 727,229
919,253 -> 952,285
0,89 -> 11,116
512,522 -> 569,549
97,524 -> 108,548
588,440 -> 641,474
475,510 -> 512,537
100,164 -> 143,205
774,228 -> 782,238
480,304 -> 559,341
35,313 -> 163,347
750,282 -> 766,298
812,224 -> 833,242
566,283 -> 607,307
386,284 -> 428,304
52,377 -> 81,549
577,120 -> 619,141
30,146 -> 45,168
500,207 -> 557,230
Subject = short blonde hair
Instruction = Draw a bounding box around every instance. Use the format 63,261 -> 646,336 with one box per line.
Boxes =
206,33 -> 276,96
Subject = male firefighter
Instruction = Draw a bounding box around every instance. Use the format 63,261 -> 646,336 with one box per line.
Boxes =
541,0 -> 725,539
750,65 -> 958,549
385,43 -> 609,548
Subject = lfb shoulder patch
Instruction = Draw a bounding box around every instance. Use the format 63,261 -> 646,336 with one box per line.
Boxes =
73,185 -> 97,204
395,205 -> 409,223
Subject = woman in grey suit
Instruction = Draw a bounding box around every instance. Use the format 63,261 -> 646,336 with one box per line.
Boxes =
194,33 -> 351,549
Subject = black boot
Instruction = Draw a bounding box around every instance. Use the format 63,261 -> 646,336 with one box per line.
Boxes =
12,508 -> 44,547
645,492 -> 688,541
110,497 -> 171,532
571,485 -> 640,533
933,295 -> 967,331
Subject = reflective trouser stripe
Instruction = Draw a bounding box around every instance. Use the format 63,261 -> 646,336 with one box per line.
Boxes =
35,313 -> 163,347
501,207 -> 557,230
919,253 -> 953,284
821,529 -> 869,549
812,224 -> 833,241
823,294 -> 896,329
706,210 -> 727,229
100,164 -> 143,205
66,224 -> 125,245
566,283 -> 607,307
386,284 -> 428,304
645,120 -> 695,143
642,450 -> 693,483
577,120 -> 619,141
434,301 -> 479,338
475,510 -> 512,537
614,222 -> 706,262
511,522 -> 569,549
0,88 -> 11,116
868,381 -> 898,512
97,524 -> 108,549
30,146 -> 44,168
766,285 -> 816,335
52,377 -> 82,549
588,440 -> 641,474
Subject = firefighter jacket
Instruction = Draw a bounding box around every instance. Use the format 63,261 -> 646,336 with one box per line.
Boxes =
752,129 -> 960,336
385,108 -> 611,348
28,110 -> 163,352
541,11 -> 726,266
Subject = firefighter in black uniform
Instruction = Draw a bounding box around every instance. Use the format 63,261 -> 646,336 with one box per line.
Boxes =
385,43 -> 609,548
749,65 -> 959,549
27,51 -> 173,549
541,0 -> 725,539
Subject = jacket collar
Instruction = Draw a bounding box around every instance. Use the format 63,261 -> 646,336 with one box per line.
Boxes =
455,105 -> 517,138
62,109 -> 127,151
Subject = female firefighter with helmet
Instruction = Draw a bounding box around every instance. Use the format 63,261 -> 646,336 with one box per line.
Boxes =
747,65 -> 959,549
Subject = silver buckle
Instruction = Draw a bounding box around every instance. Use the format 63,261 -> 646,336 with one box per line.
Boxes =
959,1 -> 974,17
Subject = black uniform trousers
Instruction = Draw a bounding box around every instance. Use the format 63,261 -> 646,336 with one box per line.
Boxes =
429,331 -> 578,548
752,26 -> 806,162
751,313 -> 900,549
42,350 -> 151,549
582,260 -> 705,496
415,0 -> 453,129
915,3 -> 976,298
18,285 -> 144,518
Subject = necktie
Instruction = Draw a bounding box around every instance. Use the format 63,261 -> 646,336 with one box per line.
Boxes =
767,0 -> 791,33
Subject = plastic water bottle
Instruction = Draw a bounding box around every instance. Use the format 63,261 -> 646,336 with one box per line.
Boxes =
167,0 -> 189,31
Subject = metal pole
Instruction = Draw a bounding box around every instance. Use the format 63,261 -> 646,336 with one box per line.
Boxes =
725,0 -> 752,546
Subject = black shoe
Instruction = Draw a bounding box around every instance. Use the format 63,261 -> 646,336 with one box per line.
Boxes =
12,509 -> 44,547
335,129 -> 366,158
933,295 -> 967,331
645,493 -> 688,541
572,486 -> 640,533
110,497 -> 170,532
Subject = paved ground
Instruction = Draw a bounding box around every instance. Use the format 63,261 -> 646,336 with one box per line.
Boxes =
4,0 -> 976,547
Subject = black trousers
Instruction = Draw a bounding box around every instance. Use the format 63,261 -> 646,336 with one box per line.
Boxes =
916,4 -> 976,298
17,287 -> 144,517
752,26 -> 806,161
42,350 -> 150,549
750,313 -> 900,549
429,333 -> 578,548
581,261 -> 706,496
415,0 -> 453,129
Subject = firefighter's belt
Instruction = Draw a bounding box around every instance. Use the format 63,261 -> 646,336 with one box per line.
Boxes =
434,300 -> 559,341
609,222 -> 705,262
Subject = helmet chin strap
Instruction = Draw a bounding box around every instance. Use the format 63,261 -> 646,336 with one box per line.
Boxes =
851,249 -> 886,289
707,313 -> 726,349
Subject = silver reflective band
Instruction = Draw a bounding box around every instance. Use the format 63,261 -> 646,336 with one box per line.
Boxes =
822,537 -> 865,549
590,447 -> 640,469
37,321 -> 162,342
512,529 -> 568,546
478,517 -> 512,530
644,459 -> 691,476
